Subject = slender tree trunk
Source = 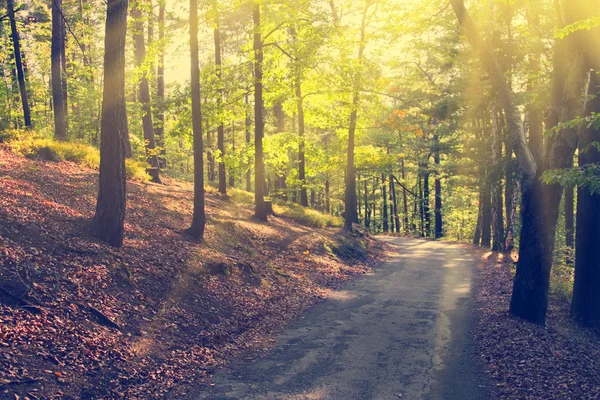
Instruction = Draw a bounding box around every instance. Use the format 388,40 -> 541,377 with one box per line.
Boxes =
401,160 -> 409,232
382,174 -> 388,233
325,179 -> 330,213
214,7 -> 227,195
423,165 -> 431,237
51,0 -> 67,139
481,175 -> 492,248
565,184 -> 575,248
253,3 -> 267,221
156,0 -> 166,168
433,135 -> 443,238
186,0 -> 205,238
344,6 -> 369,231
296,70 -> 308,207
364,178 -> 369,228
92,0 -> 128,247
245,93 -> 251,192
571,71 -> 600,328
473,189 -> 483,246
491,104 -> 505,251
133,3 -> 158,178
391,176 -> 400,233
6,0 -> 31,127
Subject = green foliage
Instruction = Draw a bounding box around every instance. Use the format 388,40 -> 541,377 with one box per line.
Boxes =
555,16 -> 600,39
542,165 -> 600,194
331,231 -> 369,261
4,130 -> 149,181
273,202 -> 343,228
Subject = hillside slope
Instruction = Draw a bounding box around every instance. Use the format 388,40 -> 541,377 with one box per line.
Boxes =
0,148 -> 383,399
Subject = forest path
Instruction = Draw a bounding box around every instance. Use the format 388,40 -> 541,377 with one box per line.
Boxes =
198,237 -> 489,400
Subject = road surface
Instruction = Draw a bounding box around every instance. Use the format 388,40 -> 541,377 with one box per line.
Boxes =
198,237 -> 489,400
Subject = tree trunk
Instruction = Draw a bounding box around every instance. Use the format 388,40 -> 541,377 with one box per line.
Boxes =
364,178 -> 369,228
491,104 -> 505,251
423,165 -> 431,237
401,159 -> 409,232
253,3 -> 267,221
156,0 -> 166,168
433,134 -> 443,238
382,174 -> 388,233
133,3 -> 159,182
6,0 -> 31,127
481,176 -> 492,248
245,93 -> 251,192
344,6 -> 369,231
571,71 -> 600,328
51,0 -> 67,140
296,71 -> 308,207
564,185 -> 575,248
92,0 -> 128,247
391,175 -> 400,233
214,8 -> 226,196
185,0 -> 205,238
473,188 -> 483,246
325,179 -> 330,213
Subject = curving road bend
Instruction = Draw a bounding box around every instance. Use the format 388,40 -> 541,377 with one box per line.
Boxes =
198,237 -> 490,400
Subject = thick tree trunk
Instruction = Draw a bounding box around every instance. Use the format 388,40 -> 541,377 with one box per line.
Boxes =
571,71 -> 600,328
214,11 -> 226,196
156,0 -> 166,168
133,3 -> 160,182
186,0 -> 205,238
51,0 -> 67,140
253,3 -> 267,221
6,0 -> 31,127
92,0 -> 128,247
504,138 -> 518,251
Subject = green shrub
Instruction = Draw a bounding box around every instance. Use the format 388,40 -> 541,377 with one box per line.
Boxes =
331,232 -> 369,261
273,202 -> 343,228
5,130 -> 149,182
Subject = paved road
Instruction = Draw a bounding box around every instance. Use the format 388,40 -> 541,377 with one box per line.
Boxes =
198,237 -> 489,400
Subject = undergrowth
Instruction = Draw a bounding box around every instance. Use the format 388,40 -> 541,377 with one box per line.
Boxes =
1,129 -> 149,181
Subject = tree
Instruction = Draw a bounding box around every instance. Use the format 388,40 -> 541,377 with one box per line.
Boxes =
133,0 -> 160,183
6,0 -> 31,127
253,2 -> 267,221
213,0 -> 226,196
156,0 -> 166,168
51,0 -> 67,140
92,0 -> 129,247
571,72 -> 600,328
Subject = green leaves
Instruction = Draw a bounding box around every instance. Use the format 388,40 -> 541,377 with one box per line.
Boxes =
554,16 -> 600,39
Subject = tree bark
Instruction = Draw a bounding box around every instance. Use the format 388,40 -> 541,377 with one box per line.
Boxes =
491,104 -> 505,251
401,159 -> 408,232
253,3 -> 267,221
214,7 -> 226,196
92,0 -> 128,247
245,93 -> 251,192
156,0 -> 166,168
185,0 -> 205,238
423,165 -> 431,237
571,71 -> 600,328
6,0 -> 31,127
382,174 -> 388,233
433,134 -> 443,238
51,0 -> 67,140
565,184 -> 575,248
133,2 -> 160,183
481,174 -> 492,248
296,69 -> 308,207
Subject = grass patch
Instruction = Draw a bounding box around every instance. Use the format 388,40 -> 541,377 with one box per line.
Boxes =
273,202 -> 343,228
4,130 -> 149,181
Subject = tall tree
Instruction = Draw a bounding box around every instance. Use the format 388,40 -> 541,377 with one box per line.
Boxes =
214,0 -> 226,195
185,0 -> 205,238
6,0 -> 31,127
51,0 -> 67,140
253,2 -> 267,221
133,0 -> 160,183
571,71 -> 600,328
156,0 -> 166,168
92,0 -> 129,247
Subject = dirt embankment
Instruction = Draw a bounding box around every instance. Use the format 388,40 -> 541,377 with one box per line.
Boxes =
0,148 -> 383,399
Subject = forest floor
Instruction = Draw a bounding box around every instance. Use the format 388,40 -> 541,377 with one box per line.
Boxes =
0,148 -> 383,399
474,252 -> 600,399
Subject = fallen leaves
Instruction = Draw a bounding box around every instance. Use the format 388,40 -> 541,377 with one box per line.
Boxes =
474,252 -> 600,400
0,148 -> 381,399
